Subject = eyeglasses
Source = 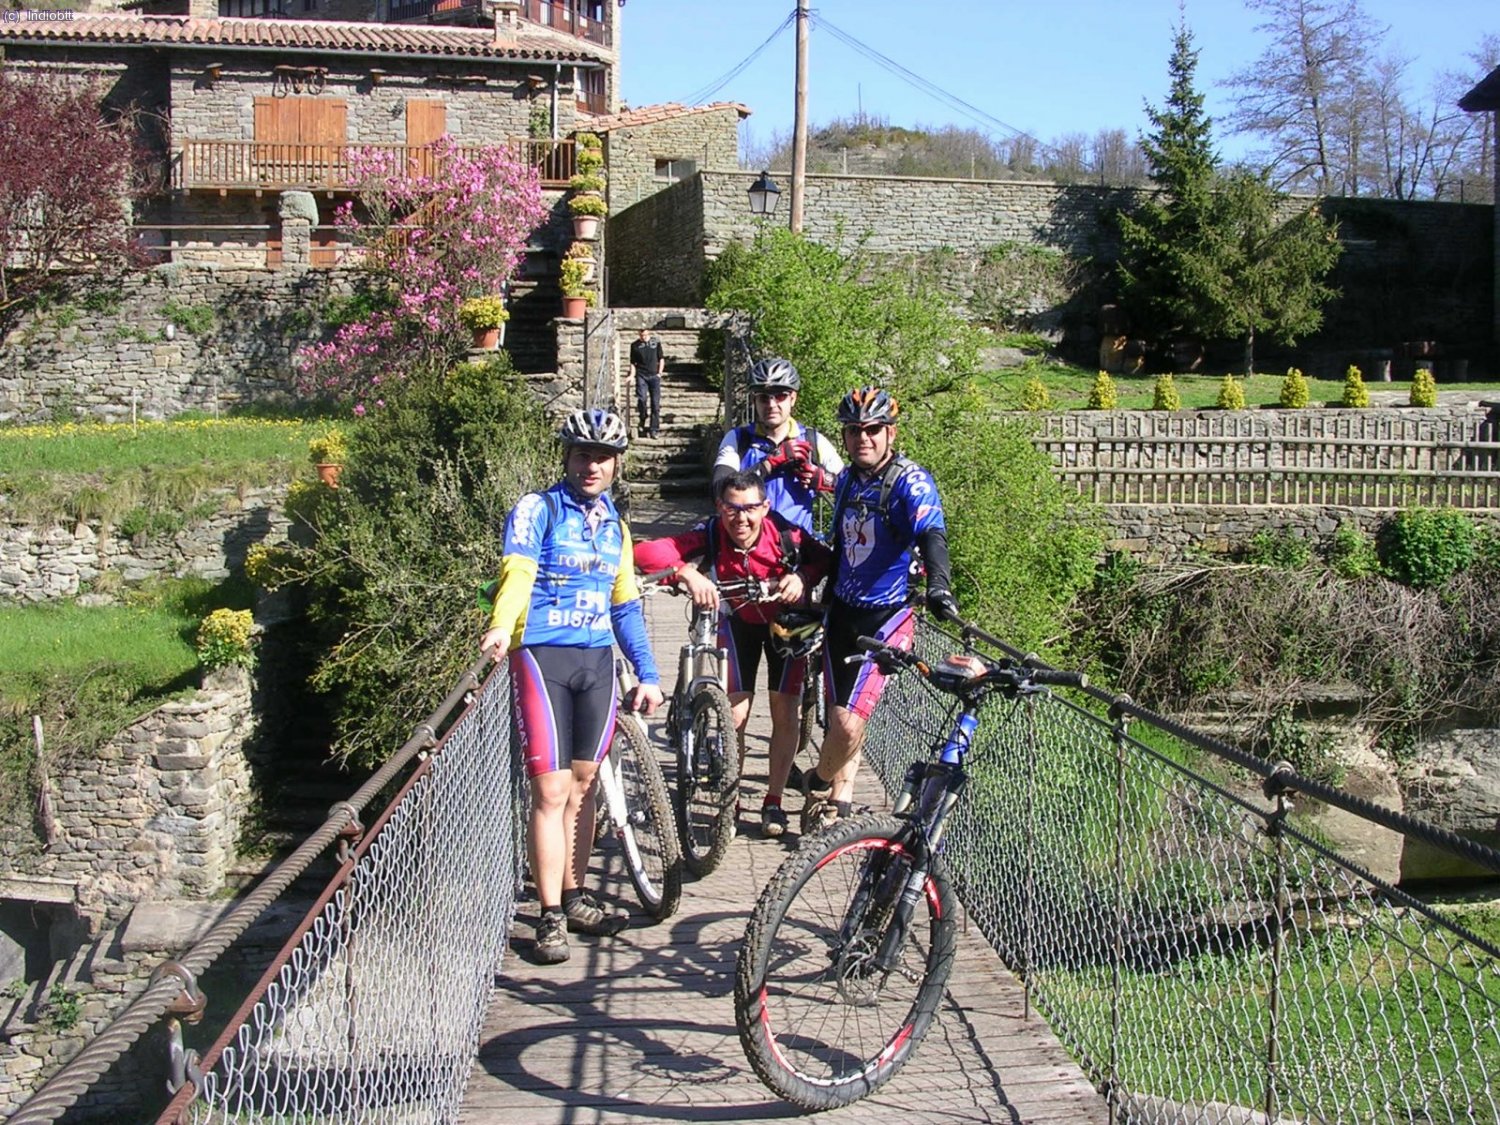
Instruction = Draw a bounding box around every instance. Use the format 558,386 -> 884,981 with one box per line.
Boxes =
843,422 -> 887,438
754,390 -> 793,403
718,498 -> 769,515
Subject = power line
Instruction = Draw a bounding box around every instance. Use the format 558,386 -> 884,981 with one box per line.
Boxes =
677,9 -> 798,107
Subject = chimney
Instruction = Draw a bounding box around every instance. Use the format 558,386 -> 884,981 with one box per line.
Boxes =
189,0 -> 219,19
491,0 -> 520,46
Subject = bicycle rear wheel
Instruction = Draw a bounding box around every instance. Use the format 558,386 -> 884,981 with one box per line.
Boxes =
610,716 -> 682,920
735,813 -> 957,1110
795,660 -> 823,762
675,684 -> 740,877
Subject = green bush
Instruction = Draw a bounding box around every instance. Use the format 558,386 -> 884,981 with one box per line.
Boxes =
1380,508 -> 1477,589
1216,374 -> 1246,410
1087,370 -> 1118,410
300,355 -> 555,768
1246,528 -> 1311,570
1409,366 -> 1437,407
1019,372 -> 1050,411
1340,364 -> 1369,408
568,193 -> 607,217
161,300 -> 217,336
1328,523 -> 1380,579
196,608 -> 254,670
1278,366 -> 1309,408
1152,373 -> 1181,411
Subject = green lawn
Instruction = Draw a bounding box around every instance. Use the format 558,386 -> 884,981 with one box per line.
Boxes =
978,360 -> 1498,412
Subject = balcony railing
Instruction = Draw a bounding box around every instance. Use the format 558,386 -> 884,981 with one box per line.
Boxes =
385,0 -> 610,46
172,139 -> 575,191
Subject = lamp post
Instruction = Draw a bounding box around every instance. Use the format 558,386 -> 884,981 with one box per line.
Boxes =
747,169 -> 782,218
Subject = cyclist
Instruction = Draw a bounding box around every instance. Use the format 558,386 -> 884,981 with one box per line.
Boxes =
634,469 -> 833,838
802,386 -> 960,832
479,408 -> 664,965
713,357 -> 842,535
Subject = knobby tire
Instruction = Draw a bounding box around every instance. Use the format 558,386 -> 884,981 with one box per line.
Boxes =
610,716 -> 682,920
734,813 -> 957,1110
675,685 -> 740,877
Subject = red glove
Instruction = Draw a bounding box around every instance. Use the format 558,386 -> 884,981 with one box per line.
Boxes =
762,438 -> 812,476
796,462 -> 836,493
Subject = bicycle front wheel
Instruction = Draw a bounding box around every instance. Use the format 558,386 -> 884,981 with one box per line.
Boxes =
735,813 -> 957,1110
610,717 -> 682,920
675,684 -> 740,877
796,661 -> 823,762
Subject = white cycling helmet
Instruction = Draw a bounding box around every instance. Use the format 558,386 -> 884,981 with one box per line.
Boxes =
558,408 -> 628,451
749,357 -> 801,392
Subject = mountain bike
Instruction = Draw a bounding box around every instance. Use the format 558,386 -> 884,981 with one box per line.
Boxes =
594,656 -> 682,920
734,624 -> 1087,1109
648,572 -> 780,877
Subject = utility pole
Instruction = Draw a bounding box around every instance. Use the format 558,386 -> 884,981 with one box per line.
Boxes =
790,0 -> 809,233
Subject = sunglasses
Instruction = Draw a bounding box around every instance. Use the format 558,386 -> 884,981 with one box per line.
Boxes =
843,422 -> 888,437
718,498 -> 769,514
754,390 -> 793,402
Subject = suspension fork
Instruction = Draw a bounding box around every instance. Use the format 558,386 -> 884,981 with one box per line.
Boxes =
872,766 -> 965,971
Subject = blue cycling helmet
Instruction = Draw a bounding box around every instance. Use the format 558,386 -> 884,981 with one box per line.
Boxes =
558,408 -> 628,451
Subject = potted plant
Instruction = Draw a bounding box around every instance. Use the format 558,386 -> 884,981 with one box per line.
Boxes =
559,257 -> 593,319
459,294 -> 509,350
569,191 -> 607,240
564,241 -> 596,283
570,133 -> 606,238
308,428 -> 347,488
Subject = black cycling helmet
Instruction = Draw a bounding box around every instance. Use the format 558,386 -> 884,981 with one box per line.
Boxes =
748,356 -> 801,392
836,386 -> 900,426
558,408 -> 628,451
769,610 -> 824,659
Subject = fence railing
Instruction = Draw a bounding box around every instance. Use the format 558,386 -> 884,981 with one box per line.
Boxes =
862,618 -> 1500,1125
173,139 -> 575,192
1035,407 -> 1500,508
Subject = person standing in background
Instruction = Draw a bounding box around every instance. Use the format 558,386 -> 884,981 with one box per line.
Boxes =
630,326 -> 665,439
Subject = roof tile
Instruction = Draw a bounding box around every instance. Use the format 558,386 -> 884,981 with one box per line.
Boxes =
585,101 -> 751,132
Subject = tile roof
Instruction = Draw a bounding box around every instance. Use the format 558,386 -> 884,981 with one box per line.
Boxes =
584,101 -> 751,131
1458,65 -> 1500,112
0,12 -> 605,63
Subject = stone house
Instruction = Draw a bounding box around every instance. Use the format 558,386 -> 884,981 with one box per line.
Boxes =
1459,65 -> 1500,348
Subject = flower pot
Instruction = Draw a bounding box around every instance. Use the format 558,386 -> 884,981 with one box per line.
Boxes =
316,463 -> 342,488
561,295 -> 588,319
572,215 -> 600,240
470,324 -> 503,350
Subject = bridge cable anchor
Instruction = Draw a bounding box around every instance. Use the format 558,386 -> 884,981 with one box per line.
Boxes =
330,800 -> 364,862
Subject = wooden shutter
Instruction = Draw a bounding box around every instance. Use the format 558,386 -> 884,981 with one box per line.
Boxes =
252,97 -> 346,186
405,100 -> 447,178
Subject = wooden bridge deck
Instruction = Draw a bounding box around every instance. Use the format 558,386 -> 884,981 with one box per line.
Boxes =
460,503 -> 1109,1123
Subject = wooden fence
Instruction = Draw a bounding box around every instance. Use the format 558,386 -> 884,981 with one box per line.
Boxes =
1033,408 -> 1500,508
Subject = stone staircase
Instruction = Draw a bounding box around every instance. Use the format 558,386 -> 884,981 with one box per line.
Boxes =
620,325 -> 724,509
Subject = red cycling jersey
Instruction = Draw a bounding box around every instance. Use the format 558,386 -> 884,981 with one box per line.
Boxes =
634,512 -> 833,626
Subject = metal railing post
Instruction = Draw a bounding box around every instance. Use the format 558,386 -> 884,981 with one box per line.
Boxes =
1263,766 -> 1294,1125
1107,697 -> 1132,1122
1020,692 -> 1039,1020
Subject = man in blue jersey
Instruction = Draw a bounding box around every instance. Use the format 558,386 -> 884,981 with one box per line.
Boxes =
801,386 -> 960,833
713,357 -> 842,535
480,408 -> 663,964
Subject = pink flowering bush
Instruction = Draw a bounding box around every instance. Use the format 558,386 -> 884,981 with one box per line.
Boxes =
295,139 -> 545,411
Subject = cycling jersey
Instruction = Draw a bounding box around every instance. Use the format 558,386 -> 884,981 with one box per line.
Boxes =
487,481 -> 658,684
831,459 -> 946,608
633,511 -> 833,627
713,421 -> 844,534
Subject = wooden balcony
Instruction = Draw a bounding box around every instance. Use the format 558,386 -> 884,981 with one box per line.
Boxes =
172,139 -> 575,192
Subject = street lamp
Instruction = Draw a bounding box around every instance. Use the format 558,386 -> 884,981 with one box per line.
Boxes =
747,169 -> 782,217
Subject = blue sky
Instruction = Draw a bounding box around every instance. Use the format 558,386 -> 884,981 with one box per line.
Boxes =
616,0 -> 1498,165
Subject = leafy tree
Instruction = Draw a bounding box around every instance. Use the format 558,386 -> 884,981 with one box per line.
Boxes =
1117,21 -> 1341,371
0,71 -> 151,314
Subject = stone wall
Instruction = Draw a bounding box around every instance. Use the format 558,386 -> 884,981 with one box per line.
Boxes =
604,107 -> 742,215
610,168 -> 1496,368
0,484 -> 290,602
0,266 -> 354,423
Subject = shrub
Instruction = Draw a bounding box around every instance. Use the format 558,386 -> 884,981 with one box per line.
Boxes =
162,300 -> 217,337
283,478 -> 325,530
196,608 -> 255,670
1328,522 -> 1380,579
568,173 -> 606,194
307,428 -> 348,465
564,241 -> 595,262
1409,365 -> 1437,407
1380,508 -> 1477,589
1216,374 -> 1246,410
1087,370 -> 1117,410
243,542 -> 302,590
568,193 -> 607,217
1278,366 -> 1310,408
559,257 -> 591,297
1019,373 -> 1050,411
1246,528 -> 1311,569
1341,364 -> 1369,408
1152,373 -> 1181,411
575,131 -> 602,150
457,295 -> 508,331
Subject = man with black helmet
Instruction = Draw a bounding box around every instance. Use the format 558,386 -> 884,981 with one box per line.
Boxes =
801,386 -> 961,834
480,408 -> 662,964
713,356 -> 842,536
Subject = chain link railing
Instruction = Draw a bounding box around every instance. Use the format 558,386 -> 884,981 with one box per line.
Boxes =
860,618 -> 1500,1125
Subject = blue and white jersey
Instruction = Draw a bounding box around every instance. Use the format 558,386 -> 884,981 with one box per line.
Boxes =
831,461 -> 945,608
714,421 -> 843,534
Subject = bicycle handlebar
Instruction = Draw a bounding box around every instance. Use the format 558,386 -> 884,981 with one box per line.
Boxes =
853,635 -> 1088,693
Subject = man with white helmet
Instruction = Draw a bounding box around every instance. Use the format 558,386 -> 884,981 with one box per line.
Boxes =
480,408 -> 663,965
713,357 -> 843,536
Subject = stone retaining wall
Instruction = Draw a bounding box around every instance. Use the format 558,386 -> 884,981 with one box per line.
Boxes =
0,484 -> 291,602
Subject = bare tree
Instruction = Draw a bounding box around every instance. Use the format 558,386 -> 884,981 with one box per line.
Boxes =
1092,128 -> 1149,185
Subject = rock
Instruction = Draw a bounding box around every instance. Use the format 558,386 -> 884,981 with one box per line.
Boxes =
1298,739 -> 1404,885
1400,730 -> 1500,880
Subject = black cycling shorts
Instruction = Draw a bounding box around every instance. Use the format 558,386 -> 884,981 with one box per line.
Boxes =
718,613 -> 806,697
509,644 -> 617,777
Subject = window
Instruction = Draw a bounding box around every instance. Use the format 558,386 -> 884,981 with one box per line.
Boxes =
219,0 -> 289,15
654,158 -> 696,183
